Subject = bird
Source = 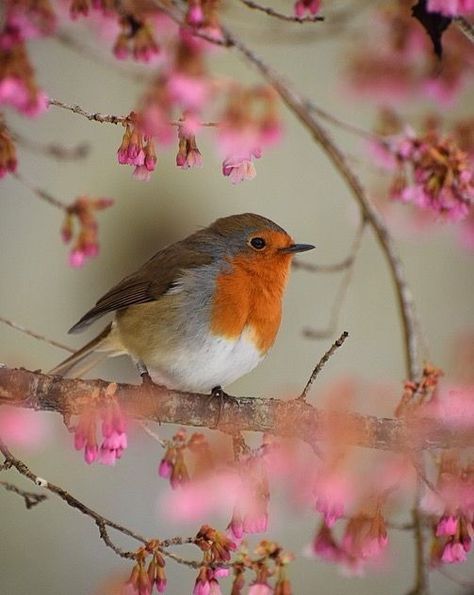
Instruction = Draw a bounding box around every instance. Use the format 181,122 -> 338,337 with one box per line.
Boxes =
50,213 -> 314,393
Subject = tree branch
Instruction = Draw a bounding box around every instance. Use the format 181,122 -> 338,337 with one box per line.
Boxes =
237,0 -> 324,23
0,480 -> 47,509
0,366 -> 472,451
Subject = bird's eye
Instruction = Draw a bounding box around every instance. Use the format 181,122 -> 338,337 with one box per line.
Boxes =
249,237 -> 266,250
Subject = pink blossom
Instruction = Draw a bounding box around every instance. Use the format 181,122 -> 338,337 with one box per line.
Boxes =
0,408 -> 48,448
167,73 -> 209,112
222,157 -> 257,184
187,4 -> 204,26
427,0 -> 474,16
294,0 -> 321,18
313,473 -> 348,527
141,105 -> 174,145
158,459 -> 173,479
68,249 -> 86,268
248,583 -> 272,595
162,470 -> 241,520
308,523 -> 342,563
0,77 -> 48,117
441,540 -> 468,563
99,404 -> 128,465
436,515 -> 458,536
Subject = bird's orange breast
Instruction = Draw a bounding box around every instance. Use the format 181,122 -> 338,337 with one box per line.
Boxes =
210,252 -> 292,353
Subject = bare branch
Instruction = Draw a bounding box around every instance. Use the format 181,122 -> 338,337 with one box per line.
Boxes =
299,331 -> 349,400
237,0 -> 324,23
48,99 -> 128,125
0,366 -> 472,451
0,480 -> 47,509
12,130 -> 90,161
454,16 -> 474,43
13,171 -> 67,210
0,437 -> 201,566
0,316 -> 74,353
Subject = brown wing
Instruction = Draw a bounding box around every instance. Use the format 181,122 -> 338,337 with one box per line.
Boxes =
69,239 -> 213,333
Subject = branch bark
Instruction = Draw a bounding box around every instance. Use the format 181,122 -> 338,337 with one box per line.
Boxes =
0,366 -> 472,451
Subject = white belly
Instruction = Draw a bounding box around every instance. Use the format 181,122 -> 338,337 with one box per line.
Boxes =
145,326 -> 264,392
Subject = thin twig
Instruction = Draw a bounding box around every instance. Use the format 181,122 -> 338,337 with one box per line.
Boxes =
0,316 -> 74,353
12,131 -> 90,161
237,0 -> 324,23
293,255 -> 354,273
0,437 -> 208,567
48,99 -> 128,125
0,437 -> 145,559
299,331 -> 349,400
454,16 -> 474,43
12,171 -> 67,210
303,220 -> 366,339
0,480 -> 47,509
138,421 -> 167,447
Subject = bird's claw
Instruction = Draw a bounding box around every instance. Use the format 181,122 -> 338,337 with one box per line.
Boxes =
209,385 -> 239,427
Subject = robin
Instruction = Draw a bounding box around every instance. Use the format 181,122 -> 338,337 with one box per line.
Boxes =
51,213 -> 314,393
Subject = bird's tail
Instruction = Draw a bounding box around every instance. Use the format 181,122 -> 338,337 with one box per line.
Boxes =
49,323 -> 124,377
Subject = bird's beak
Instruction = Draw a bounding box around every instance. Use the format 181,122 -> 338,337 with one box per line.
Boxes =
279,243 -> 315,254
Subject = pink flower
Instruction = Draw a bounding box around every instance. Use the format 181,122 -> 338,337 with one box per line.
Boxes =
309,523 -> 342,563
158,459 -> 173,479
73,410 -> 99,464
168,73 -> 209,112
427,0 -> 474,16
222,156 -> 256,184
313,472 -> 348,527
436,515 -> 458,536
342,511 -> 388,562
248,583 -> 272,595
294,0 -> 321,18
0,77 -> 48,117
441,540 -> 467,563
99,403 -> 128,465
0,407 -> 48,448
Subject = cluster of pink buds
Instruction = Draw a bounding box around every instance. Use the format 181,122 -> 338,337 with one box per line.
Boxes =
345,4 -> 472,106
69,0 -> 116,19
73,409 -> 99,464
195,524 -> 237,563
427,0 -> 474,16
0,32 -> 48,117
176,124 -> 203,169
184,0 -> 223,40
424,453 -> 474,565
310,507 -> 388,573
294,0 -> 321,18
61,195 -> 114,267
1,0 -> 56,47
117,116 -> 158,181
248,542 -> 294,595
99,398 -> 127,465
218,85 -> 281,184
387,130 -> 474,222
227,457 -> 269,540
158,430 -> 191,488
127,544 -> 167,595
114,15 -> 160,63
192,566 -> 227,595
432,513 -> 473,564
0,117 -> 17,178
395,363 -> 442,417
72,394 -> 128,465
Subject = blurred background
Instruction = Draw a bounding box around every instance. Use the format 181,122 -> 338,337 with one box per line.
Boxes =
1,1 -> 473,594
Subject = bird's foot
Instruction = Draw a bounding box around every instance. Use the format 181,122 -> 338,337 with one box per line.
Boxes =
209,385 -> 240,427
